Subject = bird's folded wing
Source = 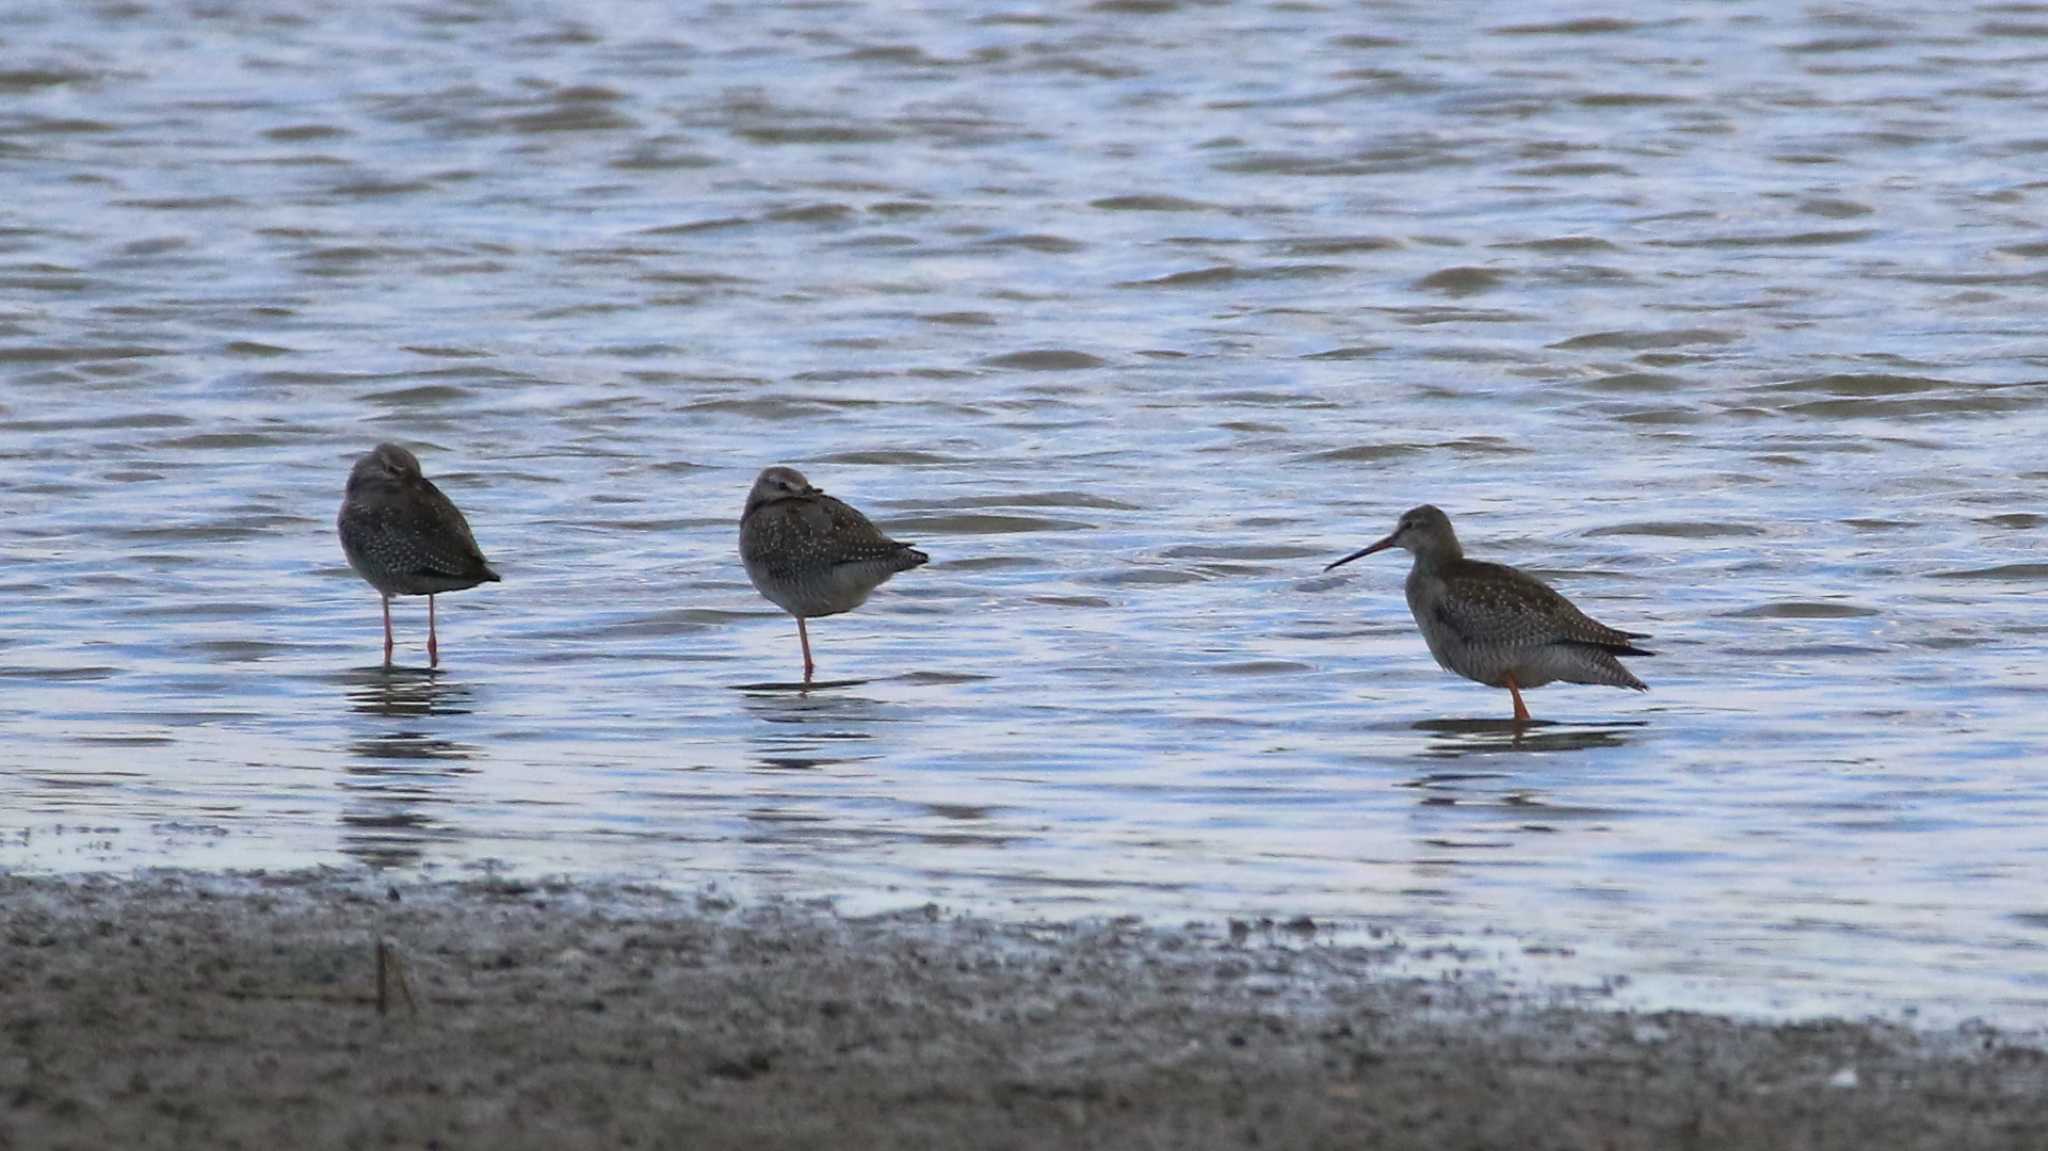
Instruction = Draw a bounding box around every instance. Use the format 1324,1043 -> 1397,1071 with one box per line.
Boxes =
1438,565 -> 1640,649
390,488 -> 492,579
821,496 -> 915,565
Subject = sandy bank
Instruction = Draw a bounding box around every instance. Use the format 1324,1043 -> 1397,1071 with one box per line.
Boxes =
1,871 -> 2042,1150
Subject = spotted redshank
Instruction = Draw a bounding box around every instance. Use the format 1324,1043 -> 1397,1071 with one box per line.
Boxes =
739,466 -> 929,682
1325,505 -> 1651,722
337,443 -> 500,668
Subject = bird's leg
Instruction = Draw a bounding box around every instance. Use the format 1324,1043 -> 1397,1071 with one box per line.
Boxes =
1504,672 -> 1532,724
382,595 -> 394,668
427,594 -> 439,668
798,617 -> 815,683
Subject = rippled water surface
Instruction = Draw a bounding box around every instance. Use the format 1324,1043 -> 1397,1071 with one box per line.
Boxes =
4,1 -> 2047,1023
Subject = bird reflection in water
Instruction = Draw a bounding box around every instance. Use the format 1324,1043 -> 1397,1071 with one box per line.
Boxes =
736,679 -> 886,772
345,665 -> 473,722
1392,712 -> 1646,819
340,667 -> 479,868
1412,717 -> 1644,758
1400,721 -> 1641,836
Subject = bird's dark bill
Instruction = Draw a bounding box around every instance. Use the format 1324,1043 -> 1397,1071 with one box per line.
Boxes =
1324,534 -> 1397,571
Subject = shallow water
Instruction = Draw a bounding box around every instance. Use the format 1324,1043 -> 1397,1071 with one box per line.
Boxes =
3,1 -> 2047,1024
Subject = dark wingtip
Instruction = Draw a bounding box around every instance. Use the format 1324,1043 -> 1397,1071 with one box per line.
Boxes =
1568,640 -> 1655,658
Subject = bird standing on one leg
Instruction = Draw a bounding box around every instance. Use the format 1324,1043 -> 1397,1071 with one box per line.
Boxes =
1325,504 -> 1651,723
739,466 -> 928,683
337,443 -> 501,668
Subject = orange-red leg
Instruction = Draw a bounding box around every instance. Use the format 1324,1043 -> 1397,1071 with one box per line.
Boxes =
427,594 -> 439,668
1504,672 -> 1531,723
381,595 -> 394,667
797,617 -> 815,683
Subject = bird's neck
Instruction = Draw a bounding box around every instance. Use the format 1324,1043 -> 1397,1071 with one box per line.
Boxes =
1409,541 -> 1462,572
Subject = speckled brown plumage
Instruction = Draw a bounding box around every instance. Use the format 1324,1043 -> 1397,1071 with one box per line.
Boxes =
739,466 -> 927,681
1327,504 -> 1651,722
337,442 -> 500,667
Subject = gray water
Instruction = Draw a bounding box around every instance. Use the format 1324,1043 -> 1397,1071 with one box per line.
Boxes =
3,0 -> 2046,1024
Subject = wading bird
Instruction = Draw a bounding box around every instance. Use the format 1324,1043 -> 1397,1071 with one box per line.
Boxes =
1326,505 -> 1650,722
337,443 -> 500,668
739,466 -> 928,683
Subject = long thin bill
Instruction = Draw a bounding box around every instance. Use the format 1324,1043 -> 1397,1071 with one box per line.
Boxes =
1324,535 -> 1396,572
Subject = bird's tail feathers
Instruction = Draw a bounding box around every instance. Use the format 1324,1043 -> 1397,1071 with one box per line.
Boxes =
1564,645 -> 1650,691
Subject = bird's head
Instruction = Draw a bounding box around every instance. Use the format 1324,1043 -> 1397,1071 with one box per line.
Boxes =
1325,504 -> 1462,571
746,466 -> 820,514
347,442 -> 424,496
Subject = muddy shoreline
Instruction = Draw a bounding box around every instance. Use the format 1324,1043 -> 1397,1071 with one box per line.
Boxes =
2,870 -> 2042,1150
